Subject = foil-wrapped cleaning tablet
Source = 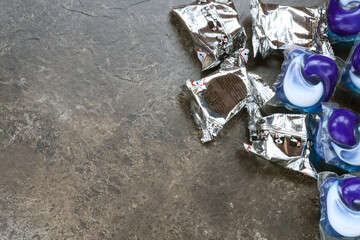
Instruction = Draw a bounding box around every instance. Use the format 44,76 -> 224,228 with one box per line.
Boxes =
183,48 -> 274,143
172,0 -> 247,71
250,0 -> 331,58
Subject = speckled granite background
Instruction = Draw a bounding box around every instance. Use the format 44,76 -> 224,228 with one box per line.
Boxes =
0,0 -> 344,239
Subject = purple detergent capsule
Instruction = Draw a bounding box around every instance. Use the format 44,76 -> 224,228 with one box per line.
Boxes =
275,48 -> 338,113
315,107 -> 360,171
328,0 -> 360,41
342,42 -> 360,92
320,176 -> 360,238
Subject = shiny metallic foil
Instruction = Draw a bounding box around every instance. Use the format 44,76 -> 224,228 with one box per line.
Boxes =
250,0 -> 331,58
183,49 -> 274,143
183,50 -> 250,142
247,72 -> 275,107
172,0 -> 247,71
244,102 -> 318,178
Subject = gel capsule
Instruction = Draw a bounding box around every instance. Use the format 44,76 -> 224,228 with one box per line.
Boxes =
342,43 -> 360,92
320,177 -> 360,238
315,107 -> 360,172
275,48 -> 338,113
328,0 -> 360,41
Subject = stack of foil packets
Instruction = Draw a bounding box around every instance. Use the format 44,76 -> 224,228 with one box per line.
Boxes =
172,0 -> 360,238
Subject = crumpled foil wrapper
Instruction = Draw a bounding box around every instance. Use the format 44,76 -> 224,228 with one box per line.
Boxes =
244,102 -> 318,178
183,49 -> 273,143
183,49 -> 250,142
247,72 -> 275,108
172,0 -> 247,71
250,0 -> 332,58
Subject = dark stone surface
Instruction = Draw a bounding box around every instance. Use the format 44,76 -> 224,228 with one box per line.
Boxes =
0,0 -> 344,239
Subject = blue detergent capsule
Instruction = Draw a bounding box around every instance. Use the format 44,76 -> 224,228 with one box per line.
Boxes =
315,107 -> 360,172
328,0 -> 360,42
275,48 -> 338,113
342,43 -> 360,92
320,176 -> 360,238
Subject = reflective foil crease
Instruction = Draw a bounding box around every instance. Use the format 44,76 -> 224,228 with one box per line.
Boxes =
247,72 -> 275,108
250,0 -> 331,58
172,0 -> 247,71
244,104 -> 318,178
183,49 -> 272,143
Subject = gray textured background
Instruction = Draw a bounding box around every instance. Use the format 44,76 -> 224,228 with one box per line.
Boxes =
0,0 -> 340,239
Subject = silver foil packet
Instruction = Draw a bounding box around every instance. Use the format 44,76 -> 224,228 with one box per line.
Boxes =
183,49 -> 250,142
244,102 -> 318,178
183,48 -> 274,143
250,0 -> 331,58
172,0 -> 247,71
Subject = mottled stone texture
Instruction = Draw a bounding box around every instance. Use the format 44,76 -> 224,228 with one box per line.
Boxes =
0,0 -> 336,239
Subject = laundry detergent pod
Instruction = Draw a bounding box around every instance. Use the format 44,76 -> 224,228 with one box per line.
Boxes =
319,174 -> 360,239
341,41 -> 360,92
315,106 -> 360,172
275,48 -> 338,113
328,0 -> 360,42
